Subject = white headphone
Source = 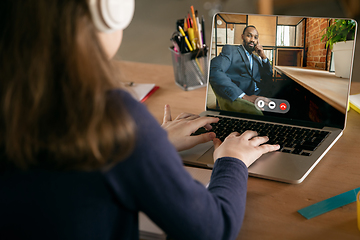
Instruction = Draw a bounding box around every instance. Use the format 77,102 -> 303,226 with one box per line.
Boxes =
88,0 -> 135,33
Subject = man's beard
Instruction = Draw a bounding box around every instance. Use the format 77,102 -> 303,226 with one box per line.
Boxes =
244,42 -> 255,53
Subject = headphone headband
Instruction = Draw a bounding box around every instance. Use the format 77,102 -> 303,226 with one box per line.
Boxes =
89,0 -> 135,33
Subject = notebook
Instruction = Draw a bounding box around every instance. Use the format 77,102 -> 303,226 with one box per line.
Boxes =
180,13 -> 357,184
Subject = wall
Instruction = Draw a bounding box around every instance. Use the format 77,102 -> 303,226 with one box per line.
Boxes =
305,18 -> 331,69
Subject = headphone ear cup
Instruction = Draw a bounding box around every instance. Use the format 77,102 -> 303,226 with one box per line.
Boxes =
89,0 -> 135,33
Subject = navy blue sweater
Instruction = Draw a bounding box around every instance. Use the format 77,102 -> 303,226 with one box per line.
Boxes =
0,90 -> 248,240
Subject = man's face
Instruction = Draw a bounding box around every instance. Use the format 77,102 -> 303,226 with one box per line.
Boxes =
242,27 -> 259,53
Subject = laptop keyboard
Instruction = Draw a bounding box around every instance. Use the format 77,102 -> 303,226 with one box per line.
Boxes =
201,115 -> 330,156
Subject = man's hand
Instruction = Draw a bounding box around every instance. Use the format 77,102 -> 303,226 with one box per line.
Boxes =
242,94 -> 259,104
255,43 -> 267,60
161,105 -> 219,151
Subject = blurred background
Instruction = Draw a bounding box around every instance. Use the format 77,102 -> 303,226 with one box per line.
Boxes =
115,0 -> 360,81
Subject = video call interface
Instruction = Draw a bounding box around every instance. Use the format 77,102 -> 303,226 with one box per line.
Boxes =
207,13 -> 356,128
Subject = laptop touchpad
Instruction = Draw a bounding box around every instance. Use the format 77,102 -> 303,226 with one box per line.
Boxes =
196,146 -> 215,165
179,142 -> 213,163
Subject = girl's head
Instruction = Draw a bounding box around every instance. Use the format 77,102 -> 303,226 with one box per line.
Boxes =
89,0 -> 135,58
0,0 -> 136,171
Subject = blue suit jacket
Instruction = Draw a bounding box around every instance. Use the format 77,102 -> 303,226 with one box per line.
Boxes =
209,45 -> 273,101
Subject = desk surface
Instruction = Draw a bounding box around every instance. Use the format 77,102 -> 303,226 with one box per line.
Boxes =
117,60 -> 360,240
275,66 -> 350,114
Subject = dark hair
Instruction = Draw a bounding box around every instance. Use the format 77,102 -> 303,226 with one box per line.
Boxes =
243,25 -> 257,34
0,0 -> 135,171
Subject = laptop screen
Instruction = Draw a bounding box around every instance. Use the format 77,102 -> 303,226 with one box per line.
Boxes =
207,13 -> 357,129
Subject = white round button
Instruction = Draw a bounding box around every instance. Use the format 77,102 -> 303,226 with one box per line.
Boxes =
257,100 -> 265,108
268,101 -> 276,109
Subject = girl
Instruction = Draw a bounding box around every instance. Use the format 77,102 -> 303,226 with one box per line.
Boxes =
0,1 -> 279,239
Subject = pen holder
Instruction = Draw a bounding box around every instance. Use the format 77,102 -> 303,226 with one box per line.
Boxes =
170,47 -> 208,91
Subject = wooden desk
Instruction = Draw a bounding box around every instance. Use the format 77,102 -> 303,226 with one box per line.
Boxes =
275,66 -> 350,114
117,60 -> 360,240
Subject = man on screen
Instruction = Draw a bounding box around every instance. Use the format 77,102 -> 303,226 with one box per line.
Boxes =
209,25 -> 273,113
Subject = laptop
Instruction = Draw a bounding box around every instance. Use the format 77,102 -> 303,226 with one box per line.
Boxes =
180,13 -> 357,184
